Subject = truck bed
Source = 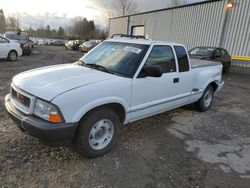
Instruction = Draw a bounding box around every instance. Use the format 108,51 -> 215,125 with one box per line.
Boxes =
190,58 -> 222,69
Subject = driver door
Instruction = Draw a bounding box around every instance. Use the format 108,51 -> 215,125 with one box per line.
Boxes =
129,45 -> 180,121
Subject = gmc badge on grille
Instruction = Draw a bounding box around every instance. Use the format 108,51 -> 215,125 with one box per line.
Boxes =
16,92 -> 25,103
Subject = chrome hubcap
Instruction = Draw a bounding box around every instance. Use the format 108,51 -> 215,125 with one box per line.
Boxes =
204,90 -> 212,107
88,119 -> 114,150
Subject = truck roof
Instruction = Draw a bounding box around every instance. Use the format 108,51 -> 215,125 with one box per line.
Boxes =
106,37 -> 183,46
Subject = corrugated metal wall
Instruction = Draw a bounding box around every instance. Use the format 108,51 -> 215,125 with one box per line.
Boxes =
222,0 -> 250,56
109,17 -> 128,36
109,0 -> 250,56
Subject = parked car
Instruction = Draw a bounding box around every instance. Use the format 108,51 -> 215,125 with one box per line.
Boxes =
38,40 -> 44,45
5,36 -> 224,158
51,40 -> 65,46
188,46 -> 231,73
72,40 -> 84,50
0,36 -> 22,61
79,40 -> 100,52
65,40 -> 74,50
4,31 -> 32,55
65,40 -> 83,50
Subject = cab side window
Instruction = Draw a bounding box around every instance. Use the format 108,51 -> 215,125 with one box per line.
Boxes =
214,49 -> 222,56
220,49 -> 226,55
145,45 -> 176,73
223,49 -> 229,55
174,46 -> 189,72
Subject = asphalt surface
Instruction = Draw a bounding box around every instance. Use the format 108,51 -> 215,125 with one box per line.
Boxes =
0,46 -> 250,188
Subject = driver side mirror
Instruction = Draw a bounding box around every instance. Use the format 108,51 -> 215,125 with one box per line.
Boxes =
139,65 -> 162,78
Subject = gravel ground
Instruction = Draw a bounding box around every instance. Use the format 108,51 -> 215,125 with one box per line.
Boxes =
0,46 -> 250,188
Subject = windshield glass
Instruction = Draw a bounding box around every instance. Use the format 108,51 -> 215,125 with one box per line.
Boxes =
5,32 -> 28,41
189,47 -> 214,56
80,41 -> 148,77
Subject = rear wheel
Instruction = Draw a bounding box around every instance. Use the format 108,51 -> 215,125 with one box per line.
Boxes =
8,50 -> 17,62
75,108 -> 121,158
195,85 -> 214,112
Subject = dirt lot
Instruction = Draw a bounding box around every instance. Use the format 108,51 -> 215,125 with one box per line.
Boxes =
0,46 -> 250,188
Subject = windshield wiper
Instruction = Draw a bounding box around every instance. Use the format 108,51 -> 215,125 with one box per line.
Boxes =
85,63 -> 114,74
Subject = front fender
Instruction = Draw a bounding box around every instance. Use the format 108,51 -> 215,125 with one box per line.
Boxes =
72,97 -> 129,123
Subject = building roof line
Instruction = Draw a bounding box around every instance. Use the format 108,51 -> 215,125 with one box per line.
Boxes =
109,0 -> 222,20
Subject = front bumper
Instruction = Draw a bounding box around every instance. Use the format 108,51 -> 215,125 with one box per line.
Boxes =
5,95 -> 78,145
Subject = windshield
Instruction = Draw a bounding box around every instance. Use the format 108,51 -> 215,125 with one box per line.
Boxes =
80,41 -> 148,77
5,32 -> 28,41
189,47 -> 214,56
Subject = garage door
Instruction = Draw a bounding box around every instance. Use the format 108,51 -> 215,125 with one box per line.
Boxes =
131,26 -> 145,36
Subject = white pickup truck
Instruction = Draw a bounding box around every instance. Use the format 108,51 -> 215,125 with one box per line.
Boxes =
5,36 -> 224,158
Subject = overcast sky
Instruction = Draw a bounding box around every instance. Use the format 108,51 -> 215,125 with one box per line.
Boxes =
1,0 -> 206,29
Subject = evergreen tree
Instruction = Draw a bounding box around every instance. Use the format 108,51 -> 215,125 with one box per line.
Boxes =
57,26 -> 65,38
46,25 -> 51,37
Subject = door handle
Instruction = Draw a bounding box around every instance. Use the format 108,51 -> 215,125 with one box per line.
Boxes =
173,78 -> 179,83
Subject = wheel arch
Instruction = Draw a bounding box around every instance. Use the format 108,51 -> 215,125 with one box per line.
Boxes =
82,103 -> 126,123
203,79 -> 221,93
7,49 -> 18,60
209,81 -> 218,92
8,49 -> 18,55
72,98 -> 129,124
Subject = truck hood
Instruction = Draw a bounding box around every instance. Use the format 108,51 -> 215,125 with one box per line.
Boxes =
12,63 -> 116,101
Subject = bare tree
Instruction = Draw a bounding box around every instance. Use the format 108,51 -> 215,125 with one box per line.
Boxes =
7,15 -> 20,30
111,0 -> 139,17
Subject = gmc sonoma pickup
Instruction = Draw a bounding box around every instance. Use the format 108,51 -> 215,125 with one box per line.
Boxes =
5,36 -> 224,158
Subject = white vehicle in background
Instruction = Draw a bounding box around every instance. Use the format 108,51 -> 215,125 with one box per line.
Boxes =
0,36 -> 22,61
38,40 -> 44,45
5,35 -> 224,158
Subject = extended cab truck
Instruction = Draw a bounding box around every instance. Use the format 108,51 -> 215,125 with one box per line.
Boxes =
5,37 -> 224,158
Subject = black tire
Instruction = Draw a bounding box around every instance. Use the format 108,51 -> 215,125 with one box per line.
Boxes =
7,50 -> 17,62
75,108 -> 121,158
195,85 -> 214,112
222,62 -> 230,73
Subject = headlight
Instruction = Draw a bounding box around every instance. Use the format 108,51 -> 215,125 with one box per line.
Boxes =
34,98 -> 63,123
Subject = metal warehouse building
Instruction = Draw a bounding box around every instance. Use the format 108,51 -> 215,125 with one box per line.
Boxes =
109,0 -> 250,59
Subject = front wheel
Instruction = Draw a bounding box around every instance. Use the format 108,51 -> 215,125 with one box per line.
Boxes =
195,85 -> 214,112
75,108 -> 121,158
8,50 -> 17,62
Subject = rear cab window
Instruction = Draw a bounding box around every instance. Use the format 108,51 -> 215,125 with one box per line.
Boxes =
174,46 -> 190,72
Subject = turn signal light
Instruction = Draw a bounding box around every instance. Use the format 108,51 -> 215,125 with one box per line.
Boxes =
49,114 -> 62,123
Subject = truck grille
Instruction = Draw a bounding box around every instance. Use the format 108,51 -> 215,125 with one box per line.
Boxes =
11,88 -> 31,108
10,85 -> 35,114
